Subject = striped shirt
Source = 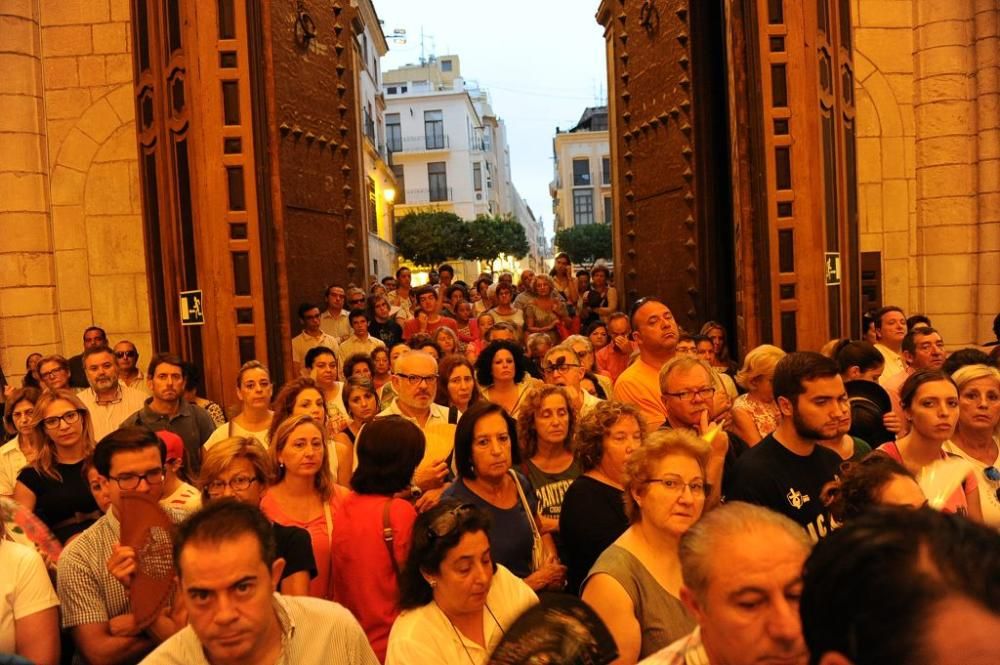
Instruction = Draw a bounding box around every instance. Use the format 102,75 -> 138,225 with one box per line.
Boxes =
638,628 -> 709,665
140,594 -> 379,665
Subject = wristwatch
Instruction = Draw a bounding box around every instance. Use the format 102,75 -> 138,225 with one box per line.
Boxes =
408,484 -> 423,499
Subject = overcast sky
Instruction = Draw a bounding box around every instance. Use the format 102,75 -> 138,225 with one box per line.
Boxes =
373,0 -> 608,242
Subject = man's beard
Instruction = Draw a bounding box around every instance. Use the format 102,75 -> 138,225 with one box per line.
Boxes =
791,410 -> 830,441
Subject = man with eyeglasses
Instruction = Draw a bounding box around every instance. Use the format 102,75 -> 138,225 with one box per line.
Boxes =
658,356 -> 745,504
58,427 -> 189,664
375,351 -> 452,511
64,325 -> 109,388
542,345 -> 602,417
614,297 -> 681,431
78,345 -> 148,441
291,302 -> 341,378
728,353 -> 847,541
113,340 -> 147,393
319,284 -> 351,339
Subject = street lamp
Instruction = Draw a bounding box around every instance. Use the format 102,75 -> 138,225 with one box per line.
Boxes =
384,187 -> 396,203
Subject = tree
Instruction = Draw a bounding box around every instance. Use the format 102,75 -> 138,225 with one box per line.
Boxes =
462,214 -> 530,274
394,211 -> 467,267
554,224 -> 612,265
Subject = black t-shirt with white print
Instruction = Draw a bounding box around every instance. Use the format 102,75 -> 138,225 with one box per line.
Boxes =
727,433 -> 842,541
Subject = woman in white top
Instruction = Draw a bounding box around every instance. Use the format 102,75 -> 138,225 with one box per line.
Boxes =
0,517 -> 60,665
306,346 -> 350,432
386,501 -> 538,665
944,363 -> 1000,527
1,387 -> 40,497
203,361 -> 274,449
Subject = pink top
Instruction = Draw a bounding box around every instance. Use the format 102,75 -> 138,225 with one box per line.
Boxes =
732,394 -> 782,439
331,493 -> 417,662
877,441 -> 978,516
260,486 -> 347,600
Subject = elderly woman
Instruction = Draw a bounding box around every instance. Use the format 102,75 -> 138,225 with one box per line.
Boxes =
13,389 -> 100,544
204,360 -> 274,449
442,402 -> 566,591
476,340 -> 537,419
524,274 -> 570,345
332,377 -> 380,485
1,387 -> 40,497
516,385 -> 580,535
559,401 -> 646,594
36,355 -> 71,393
331,416 -> 425,662
260,414 -> 348,599
436,354 -> 481,415
943,364 -> 1000,526
386,500 -> 538,664
581,429 -> 707,663
0,518 -> 60,665
199,436 -> 317,595
343,353 -> 375,381
877,369 -> 983,521
731,344 -> 786,445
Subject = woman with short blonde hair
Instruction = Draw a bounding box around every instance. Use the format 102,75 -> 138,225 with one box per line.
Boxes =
582,429 -> 708,663
731,344 -> 786,445
944,363 -> 1000,527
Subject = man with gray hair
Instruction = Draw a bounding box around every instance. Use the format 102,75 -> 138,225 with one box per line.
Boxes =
640,502 -> 812,665
541,345 -> 602,416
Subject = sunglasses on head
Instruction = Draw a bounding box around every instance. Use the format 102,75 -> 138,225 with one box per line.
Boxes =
427,503 -> 476,539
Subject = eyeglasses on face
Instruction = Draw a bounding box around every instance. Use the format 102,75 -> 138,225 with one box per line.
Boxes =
42,409 -> 85,430
40,367 -> 67,379
543,363 -> 581,375
663,387 -> 716,402
206,475 -> 258,495
115,350 -> 138,359
348,298 -> 366,305
646,476 -> 707,495
109,468 -> 166,490
395,373 -> 438,386
427,503 -> 477,539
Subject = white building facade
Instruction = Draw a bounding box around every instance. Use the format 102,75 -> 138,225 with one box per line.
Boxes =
550,107 -> 612,233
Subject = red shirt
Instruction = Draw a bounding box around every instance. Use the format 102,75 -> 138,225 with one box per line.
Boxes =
402,315 -> 458,341
330,492 -> 417,662
596,343 -> 631,383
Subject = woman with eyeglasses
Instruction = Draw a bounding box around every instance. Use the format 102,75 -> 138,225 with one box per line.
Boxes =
436,355 -> 481,415
204,361 -> 274,450
330,416 -> 425,662
386,500 -> 538,665
943,364 -> 1000,527
560,401 -> 646,595
731,344 -> 786,446
476,340 -> 538,420
443,402 -> 566,592
581,430 -> 706,663
13,390 -> 100,544
199,436 -> 317,596
876,369 -> 983,521
515,385 -> 580,536
261,414 -> 347,599
36,355 -> 71,393
1,387 -> 40,498
332,377 -> 380,485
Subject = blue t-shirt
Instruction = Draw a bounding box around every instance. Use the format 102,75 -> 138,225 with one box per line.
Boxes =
443,471 -> 537,578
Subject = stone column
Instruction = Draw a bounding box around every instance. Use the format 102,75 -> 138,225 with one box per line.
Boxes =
913,0 -> 979,344
0,0 -> 60,385
973,0 -> 999,341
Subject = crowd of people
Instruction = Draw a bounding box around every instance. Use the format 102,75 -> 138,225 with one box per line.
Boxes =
0,256 -> 999,665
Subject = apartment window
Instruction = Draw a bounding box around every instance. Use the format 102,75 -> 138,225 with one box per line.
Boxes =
391,164 -> 405,203
602,156 -> 611,185
603,196 -> 612,224
473,162 -> 482,191
441,59 -> 453,72
361,34 -> 369,69
387,86 -> 397,94
573,158 -> 591,186
428,162 -> 448,201
424,110 -> 444,149
400,85 -> 408,93
573,189 -> 594,225
386,113 -> 401,152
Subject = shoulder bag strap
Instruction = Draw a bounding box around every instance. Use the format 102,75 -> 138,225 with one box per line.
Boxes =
382,499 -> 401,579
508,469 -> 541,542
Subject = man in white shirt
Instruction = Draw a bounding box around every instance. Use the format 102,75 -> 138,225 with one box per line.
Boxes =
140,501 -> 378,665
337,310 -> 385,369
291,303 -> 340,377
319,285 -> 350,339
873,305 -> 908,384
113,340 -> 148,393
78,346 -> 149,441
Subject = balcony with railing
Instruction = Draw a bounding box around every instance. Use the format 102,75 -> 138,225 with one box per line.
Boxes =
399,187 -> 454,204
390,134 -> 451,154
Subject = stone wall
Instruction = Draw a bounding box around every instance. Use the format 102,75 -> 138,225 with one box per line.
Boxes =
0,0 -> 150,386
855,0 -> 1000,345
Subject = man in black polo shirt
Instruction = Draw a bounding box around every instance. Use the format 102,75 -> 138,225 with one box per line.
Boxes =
728,352 -> 846,541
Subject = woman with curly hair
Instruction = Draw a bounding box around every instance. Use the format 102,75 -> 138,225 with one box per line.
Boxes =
559,401 -> 645,594
515,385 -> 580,535
476,340 -> 538,419
821,454 -> 925,523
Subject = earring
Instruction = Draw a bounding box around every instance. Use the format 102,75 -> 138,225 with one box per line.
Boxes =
429,580 -> 437,588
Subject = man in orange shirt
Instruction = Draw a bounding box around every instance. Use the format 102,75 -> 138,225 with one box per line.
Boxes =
612,298 -> 679,430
